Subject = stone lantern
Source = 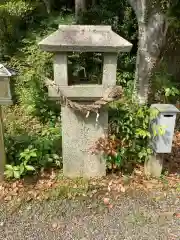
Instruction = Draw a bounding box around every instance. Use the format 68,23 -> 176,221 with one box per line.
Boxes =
0,64 -> 16,180
39,25 -> 132,178
0,64 -> 16,104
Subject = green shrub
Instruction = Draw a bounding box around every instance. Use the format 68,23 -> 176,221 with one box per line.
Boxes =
108,100 -> 152,168
150,63 -> 180,104
9,13 -> 74,123
92,75 -> 162,172
3,106 -> 62,179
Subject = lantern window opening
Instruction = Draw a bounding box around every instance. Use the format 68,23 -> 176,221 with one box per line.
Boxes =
68,52 -> 103,86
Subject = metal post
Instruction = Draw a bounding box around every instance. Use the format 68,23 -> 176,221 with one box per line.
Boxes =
0,106 -> 6,181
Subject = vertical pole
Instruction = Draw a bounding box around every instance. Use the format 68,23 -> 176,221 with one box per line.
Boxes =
102,53 -> 117,87
0,106 -> 6,181
53,53 -> 68,86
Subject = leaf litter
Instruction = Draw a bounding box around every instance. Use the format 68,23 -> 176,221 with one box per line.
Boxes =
0,131 -> 179,215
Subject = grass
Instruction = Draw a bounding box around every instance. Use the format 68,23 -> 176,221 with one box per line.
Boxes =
126,211 -> 152,225
46,175 -> 89,200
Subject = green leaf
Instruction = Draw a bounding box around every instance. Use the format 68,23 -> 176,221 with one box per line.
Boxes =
25,165 -> 35,171
30,151 -> 37,158
150,108 -> 159,120
52,154 -> 60,160
47,158 -> 53,162
115,154 -> 122,166
14,170 -> 20,179
135,129 -> 151,138
4,170 -> 14,178
165,88 -> 171,97
13,166 -> 20,171
5,164 -> 13,170
20,164 -> 25,175
138,152 -> 143,159
157,125 -> 166,136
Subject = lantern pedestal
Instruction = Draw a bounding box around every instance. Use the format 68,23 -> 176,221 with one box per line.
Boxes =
62,105 -> 107,178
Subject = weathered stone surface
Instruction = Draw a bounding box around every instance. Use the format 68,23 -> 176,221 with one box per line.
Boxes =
39,25 -> 133,53
144,154 -> 163,177
0,79 -> 10,99
61,105 -> 107,178
53,54 -> 68,85
0,64 -> 15,77
0,75 -> 12,105
102,53 -> 117,87
48,84 -> 104,100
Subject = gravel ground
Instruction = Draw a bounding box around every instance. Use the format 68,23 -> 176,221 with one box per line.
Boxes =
0,190 -> 179,240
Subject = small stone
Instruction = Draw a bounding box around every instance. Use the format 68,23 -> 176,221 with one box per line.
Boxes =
103,197 -> 110,205
51,222 -> 58,229
26,205 -> 32,211
0,222 -> 4,227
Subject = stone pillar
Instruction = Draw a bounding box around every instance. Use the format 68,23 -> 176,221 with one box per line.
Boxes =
144,154 -> 163,177
0,106 -> 6,181
102,53 -> 117,87
54,53 -> 108,178
54,53 -> 68,85
62,106 -> 107,178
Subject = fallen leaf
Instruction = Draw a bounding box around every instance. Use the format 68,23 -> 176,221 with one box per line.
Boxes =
92,189 -> 97,194
164,192 -> 167,197
134,169 -> 142,176
4,195 -> 12,201
120,185 -> 126,193
103,197 -> 110,205
108,180 -> 113,186
173,212 -> 180,218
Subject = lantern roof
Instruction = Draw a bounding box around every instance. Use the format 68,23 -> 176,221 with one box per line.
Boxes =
39,25 -> 132,52
0,64 -> 16,77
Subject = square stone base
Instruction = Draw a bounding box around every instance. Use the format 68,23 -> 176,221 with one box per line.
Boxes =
61,106 -> 108,178
144,154 -> 163,177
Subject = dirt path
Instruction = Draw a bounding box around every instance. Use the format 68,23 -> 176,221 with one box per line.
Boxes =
0,189 -> 179,240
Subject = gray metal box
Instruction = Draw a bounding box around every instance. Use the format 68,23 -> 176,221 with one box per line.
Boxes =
150,104 -> 179,153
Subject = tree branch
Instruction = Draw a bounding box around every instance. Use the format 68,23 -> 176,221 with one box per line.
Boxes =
128,0 -> 148,23
128,0 -> 138,15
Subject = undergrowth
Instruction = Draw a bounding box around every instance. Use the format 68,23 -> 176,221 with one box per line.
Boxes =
1,1 -> 180,180
3,105 -> 62,179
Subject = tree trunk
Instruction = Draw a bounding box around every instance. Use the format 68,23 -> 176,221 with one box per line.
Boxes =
42,0 -> 51,14
128,0 -> 168,103
92,0 -> 96,6
135,13 -> 168,103
75,0 -> 86,22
